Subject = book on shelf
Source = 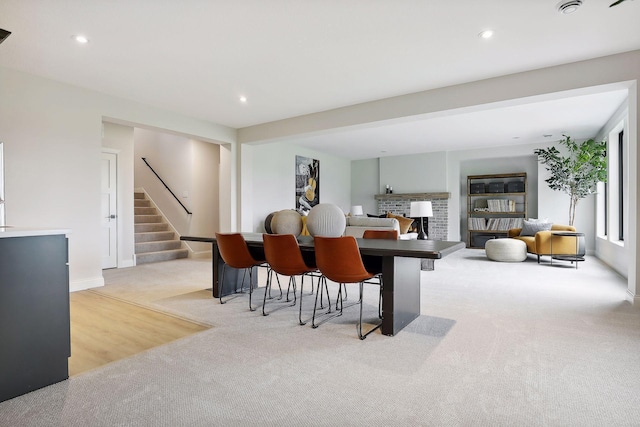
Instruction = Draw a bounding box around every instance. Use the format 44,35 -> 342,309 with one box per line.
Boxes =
468,217 -> 487,230
486,199 -> 516,212
484,217 -> 523,230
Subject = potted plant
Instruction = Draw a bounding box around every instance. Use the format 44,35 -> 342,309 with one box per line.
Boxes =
534,135 -> 607,226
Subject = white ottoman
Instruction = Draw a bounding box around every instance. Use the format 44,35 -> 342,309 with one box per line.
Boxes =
485,238 -> 527,262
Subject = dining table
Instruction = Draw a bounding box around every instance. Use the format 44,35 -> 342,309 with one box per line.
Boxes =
181,233 -> 465,336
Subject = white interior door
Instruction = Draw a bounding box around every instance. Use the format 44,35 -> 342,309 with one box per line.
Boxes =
101,151 -> 117,269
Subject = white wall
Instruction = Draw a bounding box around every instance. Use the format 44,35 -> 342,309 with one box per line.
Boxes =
0,66 -> 235,291
594,100 -> 630,277
245,141 -> 351,232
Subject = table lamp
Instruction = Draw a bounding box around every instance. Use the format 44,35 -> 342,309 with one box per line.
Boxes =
410,201 -> 433,240
350,205 -> 364,216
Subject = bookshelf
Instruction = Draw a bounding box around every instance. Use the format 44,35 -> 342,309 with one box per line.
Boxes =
467,172 -> 527,248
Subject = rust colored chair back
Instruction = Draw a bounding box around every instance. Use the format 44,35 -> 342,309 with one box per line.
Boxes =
262,233 -> 319,322
216,232 -> 263,269
314,236 -> 373,285
362,229 -> 398,240
215,232 -> 265,311
313,236 -> 380,339
263,234 -> 313,276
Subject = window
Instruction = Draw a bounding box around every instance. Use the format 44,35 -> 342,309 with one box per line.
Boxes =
617,130 -> 624,241
600,121 -> 626,244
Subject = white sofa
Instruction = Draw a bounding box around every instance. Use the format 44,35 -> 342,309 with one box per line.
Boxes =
344,216 -> 417,240
344,216 -> 399,237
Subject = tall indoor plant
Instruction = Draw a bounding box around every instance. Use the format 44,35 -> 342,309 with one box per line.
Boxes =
534,135 -> 607,226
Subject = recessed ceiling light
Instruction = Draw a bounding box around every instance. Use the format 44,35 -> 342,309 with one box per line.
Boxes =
72,34 -> 89,44
478,30 -> 494,39
557,0 -> 582,14
239,96 -> 247,103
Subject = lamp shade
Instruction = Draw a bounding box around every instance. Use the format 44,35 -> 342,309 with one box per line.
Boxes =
350,205 -> 364,216
410,201 -> 433,218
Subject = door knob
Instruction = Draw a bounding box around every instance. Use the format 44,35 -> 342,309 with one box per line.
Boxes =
106,214 -> 116,219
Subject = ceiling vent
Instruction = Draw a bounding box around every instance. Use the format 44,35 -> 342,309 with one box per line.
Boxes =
557,0 -> 583,14
0,28 -> 11,45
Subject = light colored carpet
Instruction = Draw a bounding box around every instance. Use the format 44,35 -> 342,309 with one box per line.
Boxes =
2,251 -> 640,426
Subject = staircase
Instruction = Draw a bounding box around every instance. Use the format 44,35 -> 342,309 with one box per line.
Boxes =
134,192 -> 188,265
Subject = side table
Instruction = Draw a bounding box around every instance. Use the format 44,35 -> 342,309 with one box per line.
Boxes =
550,231 -> 585,269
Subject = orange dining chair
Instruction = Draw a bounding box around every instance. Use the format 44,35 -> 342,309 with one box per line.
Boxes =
262,234 -> 324,324
312,236 -> 381,340
215,232 -> 266,311
362,229 -> 398,319
362,229 -> 399,240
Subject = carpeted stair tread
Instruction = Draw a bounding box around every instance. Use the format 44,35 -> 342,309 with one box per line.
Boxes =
136,248 -> 188,264
133,192 -> 187,265
135,231 -> 175,243
135,240 -> 183,253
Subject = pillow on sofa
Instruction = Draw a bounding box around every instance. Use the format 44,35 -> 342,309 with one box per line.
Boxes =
367,213 -> 386,218
519,219 -> 552,236
386,213 -> 414,234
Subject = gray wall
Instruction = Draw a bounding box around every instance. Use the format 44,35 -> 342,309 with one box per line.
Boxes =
351,158 -> 379,215
380,151 -> 448,194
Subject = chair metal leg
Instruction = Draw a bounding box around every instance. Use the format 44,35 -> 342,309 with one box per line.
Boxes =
299,274 -> 306,325
358,281 -> 382,340
248,267 -> 255,311
262,273 -> 298,316
288,276 -> 297,305
312,277 -> 339,328
219,264 -> 227,305
266,269 -> 284,301
286,275 -> 296,302
300,273 -> 329,326
262,269 -> 273,316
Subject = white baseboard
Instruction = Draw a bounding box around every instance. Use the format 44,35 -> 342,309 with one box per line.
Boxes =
189,250 -> 212,259
119,259 -> 135,268
70,276 -> 105,292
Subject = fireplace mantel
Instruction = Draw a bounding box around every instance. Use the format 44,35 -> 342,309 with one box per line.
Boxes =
374,192 -> 450,201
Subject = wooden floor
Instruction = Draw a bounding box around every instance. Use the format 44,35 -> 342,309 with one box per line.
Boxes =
69,290 -> 210,376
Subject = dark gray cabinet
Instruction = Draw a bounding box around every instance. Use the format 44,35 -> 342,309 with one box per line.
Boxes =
0,233 -> 70,402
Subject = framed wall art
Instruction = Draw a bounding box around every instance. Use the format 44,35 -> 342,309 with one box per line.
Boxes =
295,155 -> 319,214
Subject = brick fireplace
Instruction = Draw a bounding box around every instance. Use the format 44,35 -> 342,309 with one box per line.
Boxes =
374,192 -> 450,241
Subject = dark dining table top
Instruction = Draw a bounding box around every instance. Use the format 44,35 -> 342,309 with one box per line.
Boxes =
181,233 -> 465,260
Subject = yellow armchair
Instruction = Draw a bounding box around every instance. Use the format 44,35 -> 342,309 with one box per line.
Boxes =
508,224 -> 577,263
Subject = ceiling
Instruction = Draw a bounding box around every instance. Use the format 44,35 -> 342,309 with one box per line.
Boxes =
1,1 -> 639,160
